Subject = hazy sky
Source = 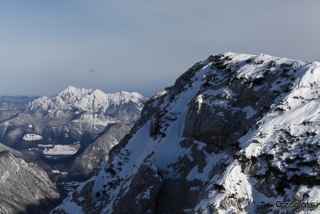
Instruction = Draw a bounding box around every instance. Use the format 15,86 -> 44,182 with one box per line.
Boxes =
1,1 -> 319,97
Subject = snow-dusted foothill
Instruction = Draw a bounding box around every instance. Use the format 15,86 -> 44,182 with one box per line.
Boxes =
52,52 -> 320,213
0,102 -> 27,123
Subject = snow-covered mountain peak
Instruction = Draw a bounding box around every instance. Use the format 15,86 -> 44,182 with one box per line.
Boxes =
0,86 -> 148,176
27,87 -> 147,113
53,53 -> 320,213
91,89 -> 105,97
119,91 -> 148,103
59,86 -> 93,97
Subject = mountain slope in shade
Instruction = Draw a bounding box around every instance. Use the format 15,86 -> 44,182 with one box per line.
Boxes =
52,53 -> 320,213
66,123 -> 133,176
0,149 -> 60,214
0,141 -> 22,158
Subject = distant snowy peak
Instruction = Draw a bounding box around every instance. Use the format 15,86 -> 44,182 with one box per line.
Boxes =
59,86 -> 93,97
105,91 -> 148,107
90,90 -> 147,106
27,86 -> 148,112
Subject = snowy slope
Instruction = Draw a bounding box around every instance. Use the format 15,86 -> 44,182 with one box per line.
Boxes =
52,53 -> 320,214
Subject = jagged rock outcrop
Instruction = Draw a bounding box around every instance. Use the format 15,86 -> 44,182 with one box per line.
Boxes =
52,53 -> 320,213
0,149 -> 60,214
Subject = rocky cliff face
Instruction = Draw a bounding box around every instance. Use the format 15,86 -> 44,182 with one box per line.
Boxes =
52,53 -> 320,213
0,149 -> 60,214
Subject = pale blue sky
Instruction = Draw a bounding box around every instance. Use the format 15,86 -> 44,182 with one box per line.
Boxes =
1,1 -> 319,97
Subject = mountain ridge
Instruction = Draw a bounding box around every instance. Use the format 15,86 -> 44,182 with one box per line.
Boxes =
27,86 -> 147,113
0,86 -> 147,148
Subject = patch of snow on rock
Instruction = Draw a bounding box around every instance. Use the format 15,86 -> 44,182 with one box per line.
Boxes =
243,106 -> 256,119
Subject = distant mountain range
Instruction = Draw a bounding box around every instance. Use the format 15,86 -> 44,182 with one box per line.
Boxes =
0,86 -> 148,196
0,95 -> 39,103
53,53 -> 320,213
0,86 -> 147,151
